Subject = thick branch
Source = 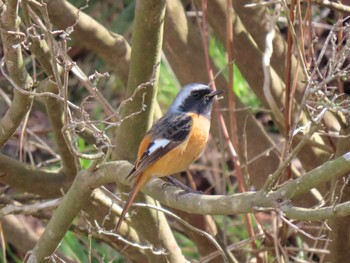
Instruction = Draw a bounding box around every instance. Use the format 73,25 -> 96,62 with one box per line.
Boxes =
281,201 -> 350,220
27,169 -> 97,262
328,124 -> 350,261
0,154 -> 145,260
86,152 -> 350,217
0,0 -> 34,147
113,2 -> 164,161
0,154 -> 69,197
26,161 -> 146,262
141,152 -> 350,215
4,151 -> 350,222
19,151 -> 350,261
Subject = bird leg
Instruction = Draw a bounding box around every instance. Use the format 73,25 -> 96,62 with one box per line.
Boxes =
162,176 -> 202,194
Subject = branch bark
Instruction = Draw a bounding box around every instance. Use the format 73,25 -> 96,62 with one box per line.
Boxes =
0,154 -> 69,197
27,167 -> 101,262
0,153 -> 145,261
6,153 -> 350,220
329,124 -> 350,262
0,0 -> 34,147
113,2 -> 163,162
5,151 -> 350,262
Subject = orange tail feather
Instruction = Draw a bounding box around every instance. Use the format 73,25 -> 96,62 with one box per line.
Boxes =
115,173 -> 151,232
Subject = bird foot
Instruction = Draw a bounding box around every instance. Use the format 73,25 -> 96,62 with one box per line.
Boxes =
163,176 -> 202,194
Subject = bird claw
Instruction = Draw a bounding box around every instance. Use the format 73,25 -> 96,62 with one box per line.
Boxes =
161,182 -> 173,190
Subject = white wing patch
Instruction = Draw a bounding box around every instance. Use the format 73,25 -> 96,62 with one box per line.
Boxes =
148,139 -> 171,155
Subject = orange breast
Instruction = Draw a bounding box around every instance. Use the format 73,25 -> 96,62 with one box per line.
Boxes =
144,113 -> 210,177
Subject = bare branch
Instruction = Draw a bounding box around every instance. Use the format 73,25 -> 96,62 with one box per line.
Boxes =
0,198 -> 60,217
0,0 -> 34,147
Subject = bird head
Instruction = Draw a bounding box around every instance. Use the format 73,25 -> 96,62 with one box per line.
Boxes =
169,83 -> 223,118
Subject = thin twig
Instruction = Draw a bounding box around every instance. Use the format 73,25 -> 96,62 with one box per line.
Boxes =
0,60 -> 80,110
125,202 -> 230,263
263,116 -> 324,190
281,0 -> 296,181
94,221 -> 168,255
278,212 -> 327,241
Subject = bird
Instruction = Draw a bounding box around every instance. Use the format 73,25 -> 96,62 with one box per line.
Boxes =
115,83 -> 223,232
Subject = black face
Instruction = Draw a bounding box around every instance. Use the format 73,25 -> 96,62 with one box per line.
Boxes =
178,88 -> 217,118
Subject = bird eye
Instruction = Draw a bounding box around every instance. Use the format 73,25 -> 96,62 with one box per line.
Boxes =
191,91 -> 200,98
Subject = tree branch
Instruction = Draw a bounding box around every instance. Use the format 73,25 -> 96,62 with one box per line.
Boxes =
24,33 -> 79,178
0,154 -> 69,198
27,168 -> 98,262
42,0 -> 131,86
14,149 -> 350,262
0,0 -> 34,147
113,3 -> 163,161
312,0 -> 350,14
66,153 -> 350,216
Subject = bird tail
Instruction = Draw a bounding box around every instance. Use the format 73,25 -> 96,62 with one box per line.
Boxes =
115,173 -> 151,232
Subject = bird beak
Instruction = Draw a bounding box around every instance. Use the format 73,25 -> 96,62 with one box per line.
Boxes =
205,90 -> 224,98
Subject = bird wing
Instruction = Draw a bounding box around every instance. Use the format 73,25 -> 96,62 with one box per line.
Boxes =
127,113 -> 193,179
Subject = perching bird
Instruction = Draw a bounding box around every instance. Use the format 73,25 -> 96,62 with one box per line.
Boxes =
115,83 -> 223,232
